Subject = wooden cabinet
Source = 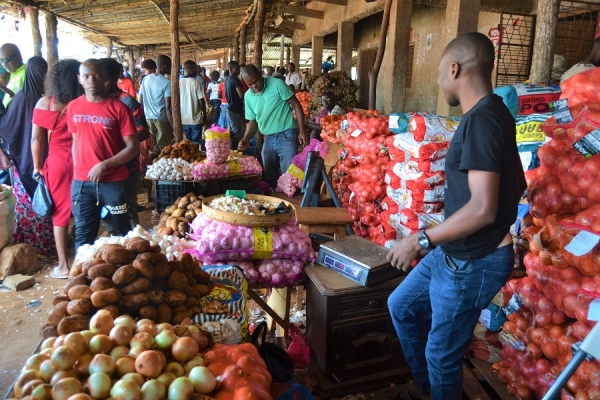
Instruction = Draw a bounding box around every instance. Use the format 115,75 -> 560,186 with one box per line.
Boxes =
305,264 -> 411,397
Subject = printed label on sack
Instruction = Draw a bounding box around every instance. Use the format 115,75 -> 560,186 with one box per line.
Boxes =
351,129 -> 363,138
228,159 -> 241,176
253,227 -> 273,259
549,99 -> 573,124
479,308 -> 492,330
564,230 -> 600,256
502,293 -> 524,317
515,85 -> 561,115
389,115 -> 400,130
498,331 -> 526,351
573,129 -> 600,159
515,119 -> 546,144
287,164 -> 305,181
204,130 -> 230,140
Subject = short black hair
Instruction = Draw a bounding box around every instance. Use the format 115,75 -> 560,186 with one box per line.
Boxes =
287,62 -> 296,68
210,70 -> 220,80
444,32 -> 495,76
46,59 -> 83,104
156,54 -> 171,68
266,66 -> 275,73
322,91 -> 336,100
141,59 -> 157,70
99,58 -> 121,81
183,60 -> 196,69
228,61 -> 240,68
279,67 -> 286,74
241,64 -> 261,79
223,69 -> 229,77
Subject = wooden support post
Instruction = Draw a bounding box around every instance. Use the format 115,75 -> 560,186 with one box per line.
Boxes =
280,34 -> 285,68
337,21 -> 354,76
170,0 -> 183,143
128,46 -> 135,79
368,0 -> 392,111
381,0 -> 413,113
240,24 -> 247,65
286,46 -> 291,65
254,0 -> 265,74
312,36 -> 323,75
45,12 -> 58,68
106,38 -> 113,59
436,0 -> 480,116
529,0 -> 560,84
233,36 -> 240,61
292,44 -> 301,69
30,8 -> 42,57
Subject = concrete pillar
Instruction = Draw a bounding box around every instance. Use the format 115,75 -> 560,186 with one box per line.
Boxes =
436,0 -> 480,115
381,0 -> 413,113
312,35 -> 323,76
292,45 -> 301,68
337,21 -> 354,76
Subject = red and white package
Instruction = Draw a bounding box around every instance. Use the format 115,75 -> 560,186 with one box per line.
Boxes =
399,209 -> 445,230
386,187 -> 443,214
390,160 -> 445,186
408,114 -> 460,142
396,223 -> 420,238
389,133 -> 449,160
410,156 -> 445,173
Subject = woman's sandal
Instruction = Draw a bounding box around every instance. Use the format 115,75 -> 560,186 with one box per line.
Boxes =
49,266 -> 68,279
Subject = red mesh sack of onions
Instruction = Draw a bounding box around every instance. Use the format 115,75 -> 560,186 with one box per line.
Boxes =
537,137 -> 600,205
204,126 -> 231,164
386,133 -> 450,161
255,259 -> 305,287
523,252 -> 595,323
192,157 -> 263,180
507,277 -> 567,327
188,213 -> 315,263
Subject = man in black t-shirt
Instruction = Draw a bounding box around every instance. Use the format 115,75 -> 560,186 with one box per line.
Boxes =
225,61 -> 246,150
386,32 -> 526,400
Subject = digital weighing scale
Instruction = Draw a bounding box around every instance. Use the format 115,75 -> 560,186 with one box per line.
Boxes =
317,235 -> 403,287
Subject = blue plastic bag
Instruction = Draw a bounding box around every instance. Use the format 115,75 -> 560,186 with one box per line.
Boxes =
277,383 -> 315,400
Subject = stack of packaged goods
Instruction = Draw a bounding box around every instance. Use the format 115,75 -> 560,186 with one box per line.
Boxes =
336,111 -> 393,245
489,72 -> 600,400
381,113 -> 460,244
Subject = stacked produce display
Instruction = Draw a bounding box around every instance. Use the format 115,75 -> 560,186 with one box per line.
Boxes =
12,310 -> 273,399
146,140 -> 205,181
188,195 -> 315,288
380,114 -> 458,244
306,70 -> 358,113
335,111 -> 392,245
489,72 -> 600,399
295,92 -> 311,119
319,114 -> 346,143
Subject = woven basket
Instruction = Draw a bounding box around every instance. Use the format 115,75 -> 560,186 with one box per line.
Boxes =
201,194 -> 295,226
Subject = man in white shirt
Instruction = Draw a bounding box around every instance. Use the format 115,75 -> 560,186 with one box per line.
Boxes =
179,60 -> 205,144
285,62 -> 302,91
139,55 -> 175,155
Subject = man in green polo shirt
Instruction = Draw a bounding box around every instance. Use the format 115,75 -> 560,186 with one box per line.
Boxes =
0,43 -> 25,108
238,64 -> 308,189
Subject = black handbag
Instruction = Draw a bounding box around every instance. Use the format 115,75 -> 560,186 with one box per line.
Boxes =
251,321 -> 295,383
32,174 -> 54,217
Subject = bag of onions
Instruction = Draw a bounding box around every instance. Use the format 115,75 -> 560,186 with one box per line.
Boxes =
192,157 -> 263,180
188,213 -> 315,263
205,125 -> 231,164
276,139 -> 328,198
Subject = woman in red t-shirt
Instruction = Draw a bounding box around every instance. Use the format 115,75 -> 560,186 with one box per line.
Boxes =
31,59 -> 84,279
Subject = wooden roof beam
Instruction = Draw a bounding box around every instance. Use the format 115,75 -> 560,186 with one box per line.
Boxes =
267,27 -> 293,36
312,0 -> 347,5
149,0 -> 204,51
279,5 -> 324,19
275,16 -> 305,30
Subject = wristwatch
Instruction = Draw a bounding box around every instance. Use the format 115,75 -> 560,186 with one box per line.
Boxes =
417,230 -> 435,251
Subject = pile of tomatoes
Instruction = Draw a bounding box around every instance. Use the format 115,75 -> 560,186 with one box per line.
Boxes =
295,92 -> 311,119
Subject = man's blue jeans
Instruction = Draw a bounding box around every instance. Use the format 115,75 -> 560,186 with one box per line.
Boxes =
183,124 -> 203,144
387,244 -> 514,400
261,128 -> 298,189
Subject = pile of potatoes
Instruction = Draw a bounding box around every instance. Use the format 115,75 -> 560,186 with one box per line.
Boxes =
157,140 -> 205,163
43,238 -> 212,339
155,193 -> 205,238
